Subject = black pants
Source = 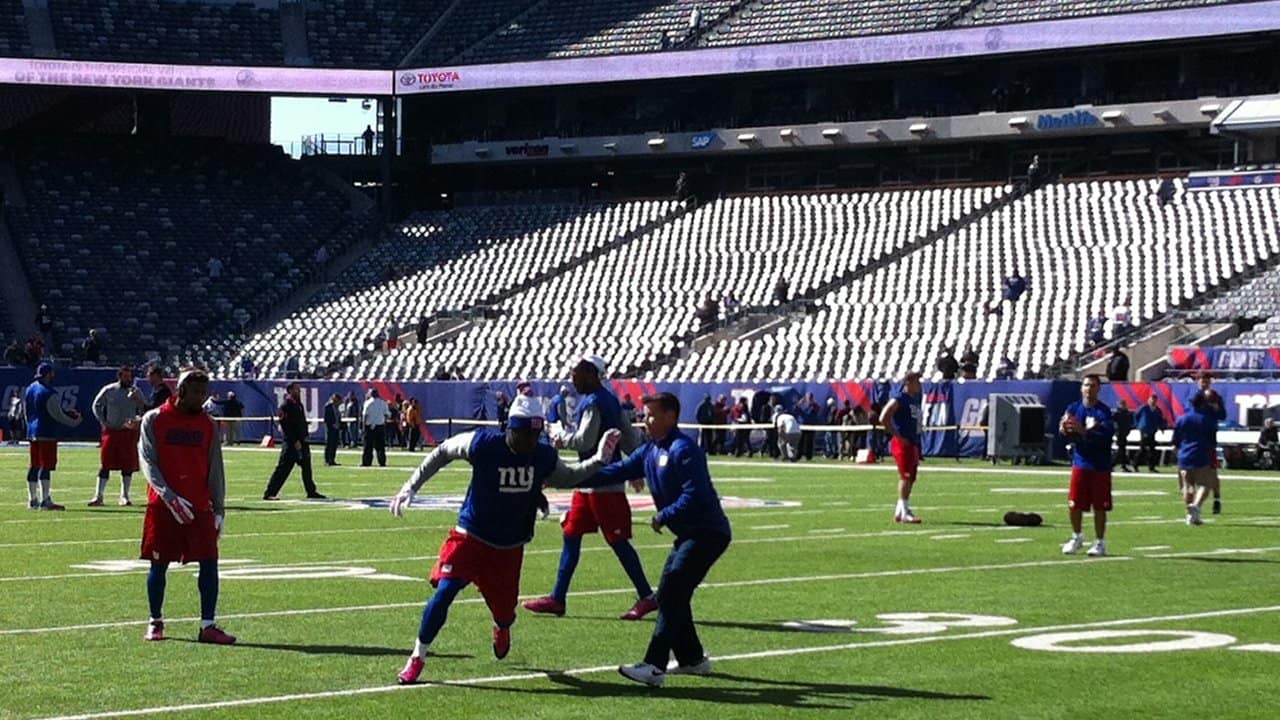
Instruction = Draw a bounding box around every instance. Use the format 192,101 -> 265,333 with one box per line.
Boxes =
644,531 -> 731,668
1140,432 -> 1158,468
324,427 -> 340,465
699,428 -> 715,454
264,442 -> 317,498
406,426 -> 422,452
732,428 -> 751,456
1114,435 -> 1130,468
362,425 -> 386,467
764,429 -> 779,457
800,430 -> 815,460
339,422 -> 351,447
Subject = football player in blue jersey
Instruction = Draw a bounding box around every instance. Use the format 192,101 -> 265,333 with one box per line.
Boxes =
388,396 -> 622,684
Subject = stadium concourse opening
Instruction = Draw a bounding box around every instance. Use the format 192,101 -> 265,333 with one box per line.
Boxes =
2,1 -> 1280,714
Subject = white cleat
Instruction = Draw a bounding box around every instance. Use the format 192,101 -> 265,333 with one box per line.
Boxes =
1086,540 -> 1107,557
1186,507 -> 1203,526
667,656 -> 713,676
118,497 -> 133,507
1061,536 -> 1084,555
618,663 -> 665,687
894,511 -> 922,524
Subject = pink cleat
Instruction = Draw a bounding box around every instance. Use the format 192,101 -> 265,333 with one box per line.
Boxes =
493,625 -> 511,659
197,625 -> 236,645
621,595 -> 659,621
894,511 -> 922,524
398,656 -> 425,685
143,621 -> 164,641
522,596 -> 566,617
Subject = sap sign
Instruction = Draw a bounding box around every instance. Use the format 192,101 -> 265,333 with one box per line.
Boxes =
691,131 -> 718,149
1036,110 -> 1101,131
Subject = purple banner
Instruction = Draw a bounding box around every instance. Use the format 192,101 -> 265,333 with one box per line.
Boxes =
0,58 -> 391,95
397,2 -> 1280,95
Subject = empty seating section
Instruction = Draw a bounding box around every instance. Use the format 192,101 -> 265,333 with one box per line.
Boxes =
956,0 -> 1243,26
340,186 -> 1003,380
704,0 -> 963,47
306,0 -> 450,68
0,0 -> 29,56
49,0 -> 282,65
1195,265 -> 1280,346
661,180 -> 1280,381
5,140 -> 356,365
458,0 -> 736,64
416,0 -> 540,65
233,200 -> 676,378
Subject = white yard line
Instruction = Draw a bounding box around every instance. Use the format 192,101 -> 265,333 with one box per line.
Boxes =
28,602 -> 1280,720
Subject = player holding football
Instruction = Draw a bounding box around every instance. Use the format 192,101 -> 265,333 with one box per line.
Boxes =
1197,372 -> 1227,513
1059,374 -> 1114,557
389,396 -> 623,684
89,366 -> 147,506
524,355 -> 657,621
879,371 -> 924,523
23,361 -> 83,510
137,368 -> 235,644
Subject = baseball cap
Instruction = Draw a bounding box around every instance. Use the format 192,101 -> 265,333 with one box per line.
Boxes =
576,354 -> 608,377
507,395 -> 545,431
34,361 -> 53,379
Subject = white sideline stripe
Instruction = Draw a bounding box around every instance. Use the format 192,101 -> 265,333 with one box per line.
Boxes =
29,603 -> 1280,720
4,514 -> 1255,580
995,538 -> 1033,544
0,555 -> 1136,636
0,525 -> 424,549
747,524 -> 790,530
1133,545 -> 1172,551
703,458 -> 1280,484
806,528 -> 846,534
931,534 -> 970,540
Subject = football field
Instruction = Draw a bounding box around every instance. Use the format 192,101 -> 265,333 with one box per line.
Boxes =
3,444 -> 1279,720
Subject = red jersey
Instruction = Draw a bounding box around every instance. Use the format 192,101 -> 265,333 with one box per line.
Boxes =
140,398 -> 220,512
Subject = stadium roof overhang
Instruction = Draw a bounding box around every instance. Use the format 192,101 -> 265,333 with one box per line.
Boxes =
1211,96 -> 1280,138
0,2 -> 1277,97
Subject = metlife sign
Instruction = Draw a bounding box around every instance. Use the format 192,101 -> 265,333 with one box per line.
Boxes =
1035,110 -> 1101,131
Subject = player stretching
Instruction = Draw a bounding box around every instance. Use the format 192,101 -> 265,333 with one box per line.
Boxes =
1060,375 -> 1114,557
23,362 -> 83,510
137,369 -> 235,644
880,371 -> 924,523
524,356 -> 657,621
89,366 -> 147,506
389,397 -> 622,684
1197,372 -> 1227,513
1173,392 -> 1219,526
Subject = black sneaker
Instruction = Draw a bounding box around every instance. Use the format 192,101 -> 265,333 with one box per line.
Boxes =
306,493 -> 328,500
1212,499 -> 1221,515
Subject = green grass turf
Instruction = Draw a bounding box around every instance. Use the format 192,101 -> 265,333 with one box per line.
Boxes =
2,443 -> 1279,720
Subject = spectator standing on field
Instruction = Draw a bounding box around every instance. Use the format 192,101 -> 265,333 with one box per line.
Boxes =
323,393 -> 343,466
1135,394 -> 1167,472
263,382 -> 325,501
695,394 -> 715,453
362,389 -> 390,467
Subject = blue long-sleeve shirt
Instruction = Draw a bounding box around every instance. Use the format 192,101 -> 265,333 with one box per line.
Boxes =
593,428 -> 732,539
1173,409 -> 1218,469
1135,405 -> 1167,434
1064,400 -> 1114,471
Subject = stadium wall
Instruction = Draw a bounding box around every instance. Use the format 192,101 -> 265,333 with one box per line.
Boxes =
3,369 -> 1270,460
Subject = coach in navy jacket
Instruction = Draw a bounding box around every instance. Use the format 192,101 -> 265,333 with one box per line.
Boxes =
594,391 -> 731,685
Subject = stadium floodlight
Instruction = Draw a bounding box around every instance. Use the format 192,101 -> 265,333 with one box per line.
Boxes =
473,147 -> 490,157
908,122 -> 930,135
1199,103 -> 1223,115
603,142 -> 618,151
560,143 -> 577,153
822,127 -> 842,139
647,137 -> 666,148
1152,108 -> 1175,120
1101,110 -> 1126,122
865,127 -> 884,138
737,133 -> 757,144
779,128 -> 795,139
1008,116 -> 1029,128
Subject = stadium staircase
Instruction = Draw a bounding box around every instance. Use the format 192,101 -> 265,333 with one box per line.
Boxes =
280,0 -> 311,66
684,0 -> 754,49
935,0 -> 988,28
20,0 -> 56,56
620,181 -> 1031,379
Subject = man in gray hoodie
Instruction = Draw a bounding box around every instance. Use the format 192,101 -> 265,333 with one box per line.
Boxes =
90,366 -> 148,506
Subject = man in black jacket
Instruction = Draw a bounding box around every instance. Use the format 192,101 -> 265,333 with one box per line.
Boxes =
210,391 -> 244,445
146,366 -> 172,410
263,383 -> 325,500
323,393 -> 343,466
1107,347 -> 1130,382
1112,399 -> 1135,473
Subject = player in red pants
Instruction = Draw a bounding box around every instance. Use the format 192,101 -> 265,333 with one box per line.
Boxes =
879,371 -> 924,523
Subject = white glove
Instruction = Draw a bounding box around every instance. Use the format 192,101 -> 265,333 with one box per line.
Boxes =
390,485 -> 415,518
594,428 -> 622,463
163,493 -> 195,525
214,513 -> 225,538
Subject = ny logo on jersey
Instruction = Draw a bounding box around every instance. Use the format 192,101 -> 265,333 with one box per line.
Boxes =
497,466 -> 535,493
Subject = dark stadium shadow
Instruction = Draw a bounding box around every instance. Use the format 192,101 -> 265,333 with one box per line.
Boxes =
457,669 -> 989,708
1151,556 -> 1280,565
174,639 -> 471,659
